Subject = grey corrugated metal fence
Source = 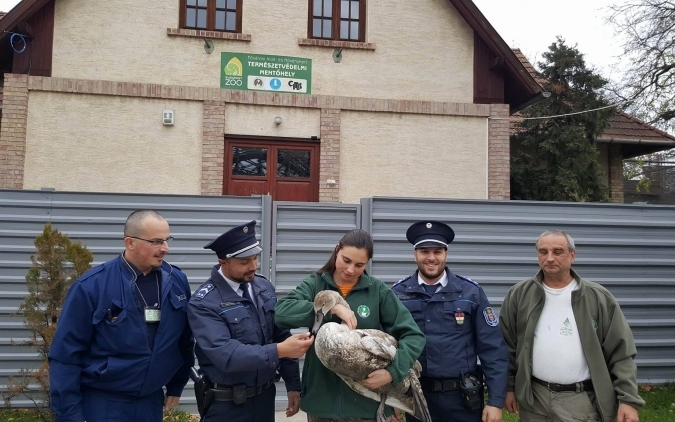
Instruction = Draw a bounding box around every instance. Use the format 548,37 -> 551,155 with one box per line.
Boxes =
1,190 -> 674,414
0,189 -> 272,411
271,201 -> 361,294
362,197 -> 675,384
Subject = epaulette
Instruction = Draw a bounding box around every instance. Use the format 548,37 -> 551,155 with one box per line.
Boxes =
255,273 -> 269,280
194,283 -> 215,300
169,263 -> 182,271
78,264 -> 105,282
393,273 -> 415,287
457,274 -> 479,286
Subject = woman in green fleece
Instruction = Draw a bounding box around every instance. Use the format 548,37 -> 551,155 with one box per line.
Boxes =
275,229 -> 425,422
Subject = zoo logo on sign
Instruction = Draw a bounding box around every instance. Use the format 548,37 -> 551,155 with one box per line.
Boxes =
223,57 -> 244,87
357,305 -> 370,318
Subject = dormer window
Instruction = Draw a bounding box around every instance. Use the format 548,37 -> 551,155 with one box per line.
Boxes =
308,0 -> 365,42
180,0 -> 242,32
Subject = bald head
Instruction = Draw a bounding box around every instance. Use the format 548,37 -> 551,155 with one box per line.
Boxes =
124,210 -> 166,238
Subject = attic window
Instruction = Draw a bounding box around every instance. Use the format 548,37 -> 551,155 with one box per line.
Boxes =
309,0 -> 366,42
180,0 -> 242,33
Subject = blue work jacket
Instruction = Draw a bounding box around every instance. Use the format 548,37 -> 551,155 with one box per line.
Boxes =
187,265 -> 300,391
392,268 -> 508,408
49,255 -> 194,422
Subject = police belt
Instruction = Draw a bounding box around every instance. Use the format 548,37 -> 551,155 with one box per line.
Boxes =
419,377 -> 461,392
209,379 -> 274,401
532,377 -> 593,392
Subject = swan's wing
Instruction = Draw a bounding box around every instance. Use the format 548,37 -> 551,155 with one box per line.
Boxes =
336,373 -> 414,415
356,329 -> 398,362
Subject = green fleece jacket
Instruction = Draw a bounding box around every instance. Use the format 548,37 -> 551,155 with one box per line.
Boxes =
499,269 -> 644,422
275,271 -> 425,419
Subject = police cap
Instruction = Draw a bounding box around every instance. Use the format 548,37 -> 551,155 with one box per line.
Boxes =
204,220 -> 262,259
406,221 -> 455,249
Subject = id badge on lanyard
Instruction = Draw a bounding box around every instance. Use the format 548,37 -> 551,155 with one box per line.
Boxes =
145,306 -> 161,323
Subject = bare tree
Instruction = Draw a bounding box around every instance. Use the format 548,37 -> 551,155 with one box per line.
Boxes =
608,1 -> 675,133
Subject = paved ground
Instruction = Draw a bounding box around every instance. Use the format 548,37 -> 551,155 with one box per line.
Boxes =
276,409 -> 307,422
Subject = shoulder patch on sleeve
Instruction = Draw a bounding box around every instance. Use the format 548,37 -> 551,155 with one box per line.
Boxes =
483,307 -> 498,326
194,284 -> 215,300
393,274 -> 414,287
457,274 -> 479,286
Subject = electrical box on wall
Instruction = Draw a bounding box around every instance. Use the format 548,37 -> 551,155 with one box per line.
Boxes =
162,110 -> 174,126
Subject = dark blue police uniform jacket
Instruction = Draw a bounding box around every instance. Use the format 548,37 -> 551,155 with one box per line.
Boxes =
49,255 -> 194,422
187,265 -> 300,392
392,268 -> 508,411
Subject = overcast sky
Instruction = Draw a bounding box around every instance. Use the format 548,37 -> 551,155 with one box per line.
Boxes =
473,0 -> 625,79
1,0 -> 625,79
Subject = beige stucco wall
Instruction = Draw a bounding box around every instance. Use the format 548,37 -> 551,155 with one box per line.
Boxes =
339,111 -> 487,203
24,92 -> 202,194
225,104 -> 320,138
52,0 -> 474,103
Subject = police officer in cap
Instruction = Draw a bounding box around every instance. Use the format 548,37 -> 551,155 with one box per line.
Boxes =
187,221 -> 313,422
392,221 -> 508,422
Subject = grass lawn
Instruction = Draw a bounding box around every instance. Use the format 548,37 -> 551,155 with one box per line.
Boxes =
0,408 -> 198,422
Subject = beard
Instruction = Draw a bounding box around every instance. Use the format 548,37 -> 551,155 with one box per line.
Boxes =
418,264 -> 444,281
232,271 -> 255,283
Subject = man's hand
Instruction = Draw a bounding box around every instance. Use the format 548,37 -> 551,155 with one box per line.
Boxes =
482,405 -> 502,422
361,369 -> 393,390
617,403 -> 639,422
277,333 -> 314,358
331,304 -> 357,329
286,391 -> 300,417
504,392 -> 518,414
164,395 -> 180,411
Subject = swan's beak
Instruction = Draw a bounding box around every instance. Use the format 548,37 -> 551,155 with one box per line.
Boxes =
311,309 -> 325,336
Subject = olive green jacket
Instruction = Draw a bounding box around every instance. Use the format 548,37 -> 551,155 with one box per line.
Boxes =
275,271 -> 425,419
499,269 -> 644,422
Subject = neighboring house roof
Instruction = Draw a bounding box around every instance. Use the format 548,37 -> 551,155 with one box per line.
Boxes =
511,49 -> 675,157
1,0 -> 544,112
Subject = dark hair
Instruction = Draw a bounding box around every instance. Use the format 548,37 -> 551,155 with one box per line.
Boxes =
317,229 -> 374,275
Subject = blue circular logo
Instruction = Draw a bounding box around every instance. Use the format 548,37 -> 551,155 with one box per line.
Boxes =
270,78 -> 282,90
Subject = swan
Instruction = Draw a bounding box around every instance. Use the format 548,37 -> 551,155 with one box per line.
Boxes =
311,290 -> 432,422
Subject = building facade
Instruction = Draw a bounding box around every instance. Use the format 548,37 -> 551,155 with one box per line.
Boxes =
0,0 -> 542,202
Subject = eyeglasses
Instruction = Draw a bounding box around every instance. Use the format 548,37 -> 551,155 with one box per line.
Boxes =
127,236 -> 174,247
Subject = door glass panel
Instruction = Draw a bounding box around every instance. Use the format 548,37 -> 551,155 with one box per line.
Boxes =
232,147 -> 267,176
277,150 -> 311,178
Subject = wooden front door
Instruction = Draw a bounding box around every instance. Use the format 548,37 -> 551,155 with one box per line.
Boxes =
223,138 -> 320,202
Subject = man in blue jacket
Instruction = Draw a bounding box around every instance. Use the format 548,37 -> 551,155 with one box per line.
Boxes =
188,220 -> 312,422
49,210 -> 194,422
393,221 -> 508,422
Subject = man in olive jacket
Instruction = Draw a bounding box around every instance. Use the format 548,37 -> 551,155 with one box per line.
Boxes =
500,230 -> 644,422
